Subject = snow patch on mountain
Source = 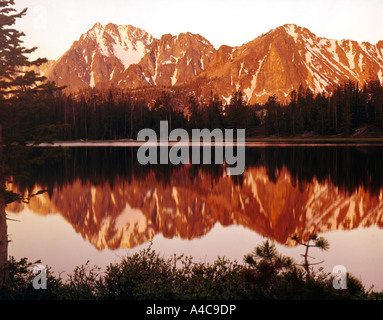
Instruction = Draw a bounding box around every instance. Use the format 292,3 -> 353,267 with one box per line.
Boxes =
46,22 -> 383,101
113,41 -> 146,69
284,24 -> 299,41
345,43 -> 356,69
87,23 -> 152,70
378,69 -> 383,84
244,49 -> 268,101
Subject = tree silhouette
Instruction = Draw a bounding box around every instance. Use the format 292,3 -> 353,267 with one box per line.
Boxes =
291,234 -> 330,281
0,0 -> 63,286
264,95 -> 281,136
244,240 -> 296,298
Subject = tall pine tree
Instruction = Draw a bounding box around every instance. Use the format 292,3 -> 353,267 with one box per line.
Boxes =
0,0 -> 63,286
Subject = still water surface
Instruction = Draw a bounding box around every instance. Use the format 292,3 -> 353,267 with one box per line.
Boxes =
6,144 -> 383,291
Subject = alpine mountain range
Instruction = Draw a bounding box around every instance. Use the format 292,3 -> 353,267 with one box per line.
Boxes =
42,22 -> 383,104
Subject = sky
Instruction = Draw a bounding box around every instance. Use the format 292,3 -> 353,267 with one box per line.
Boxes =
12,0 -> 383,61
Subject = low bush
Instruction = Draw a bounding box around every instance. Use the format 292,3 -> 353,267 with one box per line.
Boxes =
0,241 -> 381,300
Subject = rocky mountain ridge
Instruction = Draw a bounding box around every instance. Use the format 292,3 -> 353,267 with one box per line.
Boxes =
43,23 -> 383,104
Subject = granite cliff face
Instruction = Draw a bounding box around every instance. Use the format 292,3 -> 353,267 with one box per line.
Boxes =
197,24 -> 383,103
8,166 -> 383,251
44,23 -> 383,103
119,32 -> 215,88
47,23 -> 155,92
46,22 -> 214,93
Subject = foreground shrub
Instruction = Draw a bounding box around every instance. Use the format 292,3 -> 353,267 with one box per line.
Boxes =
0,241 -> 381,300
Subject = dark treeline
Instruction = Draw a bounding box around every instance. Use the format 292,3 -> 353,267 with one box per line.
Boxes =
41,87 -> 260,140
264,80 -> 383,137
27,79 -> 383,140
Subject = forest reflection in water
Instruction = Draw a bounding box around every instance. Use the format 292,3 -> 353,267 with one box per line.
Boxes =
6,145 -> 383,290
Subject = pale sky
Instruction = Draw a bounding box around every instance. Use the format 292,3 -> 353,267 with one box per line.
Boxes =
12,0 -> 383,61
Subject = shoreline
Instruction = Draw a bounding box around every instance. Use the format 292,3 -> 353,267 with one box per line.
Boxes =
35,136 -> 383,147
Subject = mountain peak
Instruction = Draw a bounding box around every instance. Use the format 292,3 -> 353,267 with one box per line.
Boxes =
282,23 -> 300,30
90,22 -> 104,33
47,23 -> 383,102
279,23 -> 314,42
92,21 -> 103,28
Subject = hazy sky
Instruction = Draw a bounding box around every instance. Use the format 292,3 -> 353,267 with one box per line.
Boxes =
12,0 -> 383,61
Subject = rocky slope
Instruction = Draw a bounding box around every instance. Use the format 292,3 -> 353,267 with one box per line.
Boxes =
46,22 -> 214,93
46,23 -> 155,92
197,24 -> 383,103
44,23 -> 383,104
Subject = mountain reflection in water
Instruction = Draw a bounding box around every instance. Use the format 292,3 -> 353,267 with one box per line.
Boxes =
8,146 -> 383,250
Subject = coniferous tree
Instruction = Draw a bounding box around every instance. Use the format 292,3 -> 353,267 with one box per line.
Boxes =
295,85 -> 305,134
288,89 -> 298,135
369,80 -> 383,130
204,92 -> 223,131
291,234 -> 329,281
303,87 -> 314,132
187,95 -> 201,133
0,0 -> 64,286
314,92 -> 327,135
225,91 -> 249,131
264,95 -> 281,136
341,81 -> 353,136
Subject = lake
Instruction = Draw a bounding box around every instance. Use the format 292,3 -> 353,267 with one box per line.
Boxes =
6,144 -> 383,291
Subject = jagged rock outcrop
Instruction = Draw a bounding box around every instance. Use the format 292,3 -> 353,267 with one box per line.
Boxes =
47,23 -> 155,92
197,24 -> 383,103
46,22 -> 214,93
44,23 -> 383,104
